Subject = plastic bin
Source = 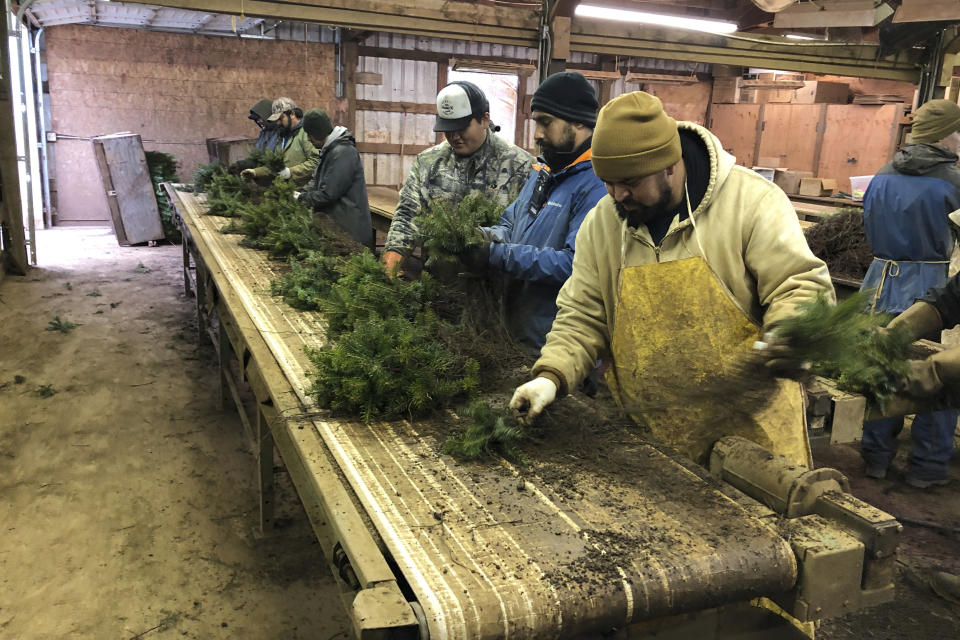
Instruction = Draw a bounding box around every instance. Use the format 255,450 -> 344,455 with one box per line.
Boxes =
849,175 -> 875,202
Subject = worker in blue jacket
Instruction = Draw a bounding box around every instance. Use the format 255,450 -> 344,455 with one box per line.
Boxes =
859,98 -> 960,488
469,72 -> 607,351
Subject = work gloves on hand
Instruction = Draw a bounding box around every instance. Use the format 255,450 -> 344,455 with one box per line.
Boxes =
240,166 -> 292,182
459,227 -> 494,272
887,301 -> 943,342
754,331 -> 811,379
509,377 -> 558,423
901,347 -> 960,398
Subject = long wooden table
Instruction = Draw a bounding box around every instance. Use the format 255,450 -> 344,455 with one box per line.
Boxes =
164,184 -> 897,640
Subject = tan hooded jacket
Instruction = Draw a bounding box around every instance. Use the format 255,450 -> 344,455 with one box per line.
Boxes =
533,121 -> 834,395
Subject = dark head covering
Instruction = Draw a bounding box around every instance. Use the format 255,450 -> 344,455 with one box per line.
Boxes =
530,72 -> 599,128
249,98 -> 273,122
302,109 -> 333,140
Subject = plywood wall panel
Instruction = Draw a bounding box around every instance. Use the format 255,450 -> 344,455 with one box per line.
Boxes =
708,104 -> 763,168
755,104 -> 822,172
46,25 -> 335,224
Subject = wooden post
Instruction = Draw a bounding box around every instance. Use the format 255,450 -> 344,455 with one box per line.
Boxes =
436,60 -> 448,145
257,405 -> 276,535
0,14 -> 29,274
811,104 -> 828,175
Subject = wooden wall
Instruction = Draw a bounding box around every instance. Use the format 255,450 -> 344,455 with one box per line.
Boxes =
45,25 -> 335,224
709,102 -> 906,193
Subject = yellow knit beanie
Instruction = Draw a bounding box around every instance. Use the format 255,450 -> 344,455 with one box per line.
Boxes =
911,99 -> 960,144
591,91 -> 682,182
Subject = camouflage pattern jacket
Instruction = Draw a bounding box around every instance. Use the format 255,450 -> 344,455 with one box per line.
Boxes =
384,131 -> 534,255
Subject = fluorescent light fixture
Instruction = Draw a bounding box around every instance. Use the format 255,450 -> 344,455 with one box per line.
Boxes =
575,4 -> 738,35
785,34 -> 817,40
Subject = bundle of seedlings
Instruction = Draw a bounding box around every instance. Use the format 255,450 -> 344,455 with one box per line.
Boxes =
228,148 -> 286,175
271,250 -> 344,310
416,191 -> 506,270
220,180 -> 318,256
771,291 -> 914,407
203,172 -> 252,217
803,208 -> 873,281
192,162 -> 223,192
144,151 -> 181,242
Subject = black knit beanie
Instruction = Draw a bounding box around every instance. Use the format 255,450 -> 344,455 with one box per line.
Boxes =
530,72 -> 599,127
302,109 -> 333,140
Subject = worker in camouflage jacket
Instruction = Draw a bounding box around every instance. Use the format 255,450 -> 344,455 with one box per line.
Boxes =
297,108 -> 374,250
249,98 -> 280,152
381,81 -> 534,275
241,97 -> 318,187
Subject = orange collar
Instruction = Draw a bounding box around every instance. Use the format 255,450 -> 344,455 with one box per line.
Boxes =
533,148 -> 592,173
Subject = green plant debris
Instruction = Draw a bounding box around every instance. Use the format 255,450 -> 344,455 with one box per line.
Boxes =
14,375 -> 25,384
442,400 -> 527,462
87,289 -> 102,297
63,281 -> 72,291
774,291 -> 914,407
95,310 -> 104,315
415,191 -> 506,268
46,316 -> 78,334
145,150 -> 181,242
135,263 -> 152,274
37,384 -> 56,398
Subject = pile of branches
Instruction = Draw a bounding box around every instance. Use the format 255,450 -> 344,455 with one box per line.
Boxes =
803,209 -> 873,281
191,149 -> 286,217
145,151 -> 180,242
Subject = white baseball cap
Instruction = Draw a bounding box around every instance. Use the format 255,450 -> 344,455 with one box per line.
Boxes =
434,82 -> 489,132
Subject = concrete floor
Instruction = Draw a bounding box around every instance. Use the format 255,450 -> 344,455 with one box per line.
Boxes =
0,228 -> 351,639
1,227 -> 958,639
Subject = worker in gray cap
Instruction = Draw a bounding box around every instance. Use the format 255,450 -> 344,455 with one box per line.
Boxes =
381,81 -> 533,276
241,97 -> 318,186
297,108 -> 373,250
249,98 -> 280,152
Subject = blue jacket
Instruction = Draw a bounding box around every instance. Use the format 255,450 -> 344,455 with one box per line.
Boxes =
483,151 -> 607,349
860,143 -> 960,313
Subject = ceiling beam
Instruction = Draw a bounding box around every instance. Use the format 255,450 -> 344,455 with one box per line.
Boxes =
129,0 -> 920,82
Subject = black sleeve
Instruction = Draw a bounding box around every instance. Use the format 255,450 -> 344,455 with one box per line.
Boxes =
922,272 -> 960,329
300,145 -> 354,211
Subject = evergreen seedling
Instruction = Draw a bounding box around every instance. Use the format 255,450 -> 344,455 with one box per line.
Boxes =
442,400 -> 527,463
416,191 -> 506,268
46,316 -> 78,334
774,291 -> 914,407
271,251 -> 344,311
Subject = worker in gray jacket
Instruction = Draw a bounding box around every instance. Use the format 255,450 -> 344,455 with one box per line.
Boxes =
381,81 -> 533,276
297,109 -> 373,250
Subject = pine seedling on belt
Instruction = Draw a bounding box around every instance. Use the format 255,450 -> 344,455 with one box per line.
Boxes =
192,162 -> 224,192
773,291 -> 914,407
442,400 -> 527,463
271,251 -> 344,311
223,179 -> 313,252
204,172 -> 252,217
415,191 -> 505,268
306,311 -> 480,423
228,148 -> 287,175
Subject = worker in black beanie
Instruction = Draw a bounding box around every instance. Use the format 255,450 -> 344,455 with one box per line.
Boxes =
297,108 -> 373,249
461,71 -> 607,353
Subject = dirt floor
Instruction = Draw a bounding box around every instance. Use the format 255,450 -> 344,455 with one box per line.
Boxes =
0,228 -> 351,639
1,227 -> 958,639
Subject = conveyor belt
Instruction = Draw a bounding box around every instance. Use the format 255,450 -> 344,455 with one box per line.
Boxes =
170,188 -> 800,639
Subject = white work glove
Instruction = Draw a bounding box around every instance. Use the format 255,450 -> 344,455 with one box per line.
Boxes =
240,168 -> 257,181
278,167 -> 292,180
292,190 -> 302,201
509,377 -> 557,422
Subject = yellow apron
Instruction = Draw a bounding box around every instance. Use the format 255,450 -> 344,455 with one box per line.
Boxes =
606,223 -> 811,468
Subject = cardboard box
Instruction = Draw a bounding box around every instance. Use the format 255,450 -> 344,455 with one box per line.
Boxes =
774,169 -> 814,195
712,77 -> 740,104
752,167 -> 776,181
757,156 -> 784,169
794,81 -> 850,104
799,177 -> 838,197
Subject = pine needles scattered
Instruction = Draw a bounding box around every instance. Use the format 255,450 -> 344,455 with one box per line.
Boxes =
46,316 -> 78,334
442,400 -> 527,463
773,291 -> 914,407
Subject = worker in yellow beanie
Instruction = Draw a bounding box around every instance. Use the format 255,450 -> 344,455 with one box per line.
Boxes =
849,98 -> 960,489
510,91 -> 834,468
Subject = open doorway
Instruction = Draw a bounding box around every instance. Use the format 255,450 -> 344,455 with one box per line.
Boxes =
447,69 -> 519,145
